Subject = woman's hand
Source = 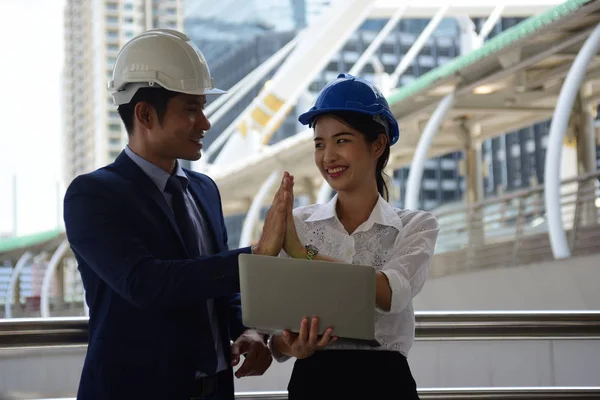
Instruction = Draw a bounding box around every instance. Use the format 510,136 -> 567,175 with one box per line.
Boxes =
276,317 -> 337,359
282,174 -> 305,258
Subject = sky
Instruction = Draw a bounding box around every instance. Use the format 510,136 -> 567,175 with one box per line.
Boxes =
0,0 -> 65,236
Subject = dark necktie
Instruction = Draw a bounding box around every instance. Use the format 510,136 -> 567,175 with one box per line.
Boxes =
165,175 -> 218,375
165,176 -> 200,258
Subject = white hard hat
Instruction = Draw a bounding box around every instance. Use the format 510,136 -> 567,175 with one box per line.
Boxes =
108,29 -> 226,106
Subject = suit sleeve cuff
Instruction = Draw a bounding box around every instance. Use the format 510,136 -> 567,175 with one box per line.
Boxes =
268,333 -> 291,363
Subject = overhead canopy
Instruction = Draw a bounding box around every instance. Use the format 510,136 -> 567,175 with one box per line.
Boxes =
370,0 -> 567,18
208,0 -> 600,215
0,229 -> 66,264
388,0 -> 600,166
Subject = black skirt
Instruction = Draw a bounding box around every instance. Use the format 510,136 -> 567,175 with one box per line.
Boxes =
287,349 -> 420,399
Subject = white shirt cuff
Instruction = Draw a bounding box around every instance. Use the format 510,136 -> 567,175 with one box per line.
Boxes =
377,269 -> 411,314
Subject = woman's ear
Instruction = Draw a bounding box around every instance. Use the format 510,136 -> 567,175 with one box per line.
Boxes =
373,133 -> 388,158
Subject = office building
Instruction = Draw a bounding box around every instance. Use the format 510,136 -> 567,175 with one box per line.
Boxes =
62,0 -> 184,183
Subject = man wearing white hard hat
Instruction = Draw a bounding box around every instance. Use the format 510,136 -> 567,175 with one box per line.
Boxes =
63,29 -> 289,400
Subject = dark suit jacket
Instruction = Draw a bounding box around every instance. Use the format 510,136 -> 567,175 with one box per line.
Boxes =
63,151 -> 251,400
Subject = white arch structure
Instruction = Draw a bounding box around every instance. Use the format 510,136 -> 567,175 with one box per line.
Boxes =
544,22 -> 600,259
239,170 -> 281,247
40,239 -> 71,318
198,0 -> 600,255
4,251 -> 33,319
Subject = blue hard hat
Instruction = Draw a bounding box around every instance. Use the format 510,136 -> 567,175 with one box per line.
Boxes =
298,73 -> 399,145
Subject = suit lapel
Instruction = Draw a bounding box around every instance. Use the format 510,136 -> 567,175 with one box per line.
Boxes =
113,151 -> 188,254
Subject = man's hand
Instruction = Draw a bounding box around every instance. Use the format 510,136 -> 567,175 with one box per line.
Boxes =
231,330 -> 273,378
254,172 -> 293,256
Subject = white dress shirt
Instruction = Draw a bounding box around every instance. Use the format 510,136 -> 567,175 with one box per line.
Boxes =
272,194 -> 439,361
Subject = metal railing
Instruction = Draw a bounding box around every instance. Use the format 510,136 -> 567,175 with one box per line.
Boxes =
1,312 -> 599,400
2,387 -> 600,400
233,387 -> 600,399
2,172 -> 599,319
2,311 -> 600,349
431,170 -> 600,278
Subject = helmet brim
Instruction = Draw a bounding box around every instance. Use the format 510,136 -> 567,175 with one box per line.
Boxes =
110,82 -> 227,105
298,107 -> 373,126
204,87 -> 227,95
176,86 -> 227,96
298,107 -> 400,146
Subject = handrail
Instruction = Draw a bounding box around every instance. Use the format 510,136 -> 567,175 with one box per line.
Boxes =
415,310 -> 600,340
436,170 -> 600,217
234,387 -> 600,399
0,317 -> 87,348
430,169 -> 600,276
2,311 -> 599,349
5,387 -> 600,399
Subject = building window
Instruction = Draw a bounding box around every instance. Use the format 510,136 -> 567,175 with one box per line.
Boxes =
420,66 -> 432,75
109,123 -> 121,132
437,45 -> 453,58
106,16 -> 118,24
442,190 -> 456,201
380,43 -> 395,54
424,169 -> 436,179
441,169 -> 454,180
424,190 -> 437,200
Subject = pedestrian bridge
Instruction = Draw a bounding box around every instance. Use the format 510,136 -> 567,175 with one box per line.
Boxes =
0,172 -> 599,398
1,169 -> 598,320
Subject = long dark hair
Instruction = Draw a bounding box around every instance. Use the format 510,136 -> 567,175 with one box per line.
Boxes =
317,111 -> 391,201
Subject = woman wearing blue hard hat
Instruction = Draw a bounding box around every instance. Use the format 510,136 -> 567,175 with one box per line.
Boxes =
268,74 -> 440,398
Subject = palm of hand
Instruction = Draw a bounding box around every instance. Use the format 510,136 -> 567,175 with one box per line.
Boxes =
283,177 -> 303,257
285,332 -> 320,359
283,212 -> 302,256
281,317 -> 337,359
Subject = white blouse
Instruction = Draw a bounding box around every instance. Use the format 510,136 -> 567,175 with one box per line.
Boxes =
271,194 -> 440,361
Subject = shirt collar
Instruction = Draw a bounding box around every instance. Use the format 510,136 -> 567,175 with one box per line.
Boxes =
305,193 -> 403,233
124,145 -> 188,192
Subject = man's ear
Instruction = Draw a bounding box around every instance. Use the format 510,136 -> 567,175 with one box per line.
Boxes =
134,102 -> 155,130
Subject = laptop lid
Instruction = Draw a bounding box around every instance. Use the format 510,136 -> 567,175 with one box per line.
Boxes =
238,253 -> 377,344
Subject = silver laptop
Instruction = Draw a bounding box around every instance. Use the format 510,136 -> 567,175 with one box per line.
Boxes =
238,253 -> 379,346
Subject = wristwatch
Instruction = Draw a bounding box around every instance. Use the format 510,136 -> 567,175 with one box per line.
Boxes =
305,244 -> 319,260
